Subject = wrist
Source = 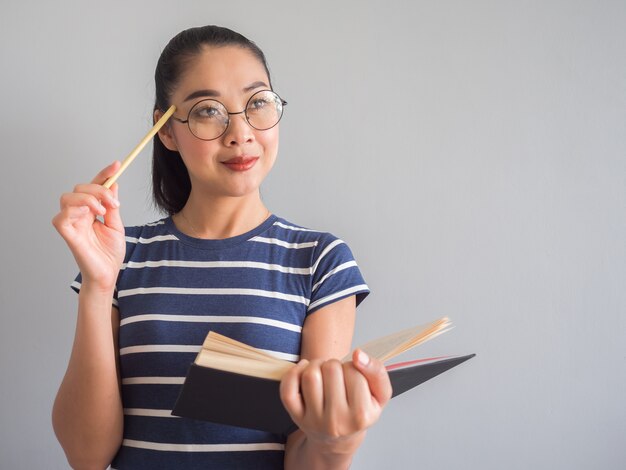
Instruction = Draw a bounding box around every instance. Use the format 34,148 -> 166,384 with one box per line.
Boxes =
78,279 -> 117,300
305,429 -> 366,457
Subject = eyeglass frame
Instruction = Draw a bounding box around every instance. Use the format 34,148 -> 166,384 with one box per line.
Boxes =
167,89 -> 287,141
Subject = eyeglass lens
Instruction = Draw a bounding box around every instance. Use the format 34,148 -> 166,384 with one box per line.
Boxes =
187,90 -> 284,140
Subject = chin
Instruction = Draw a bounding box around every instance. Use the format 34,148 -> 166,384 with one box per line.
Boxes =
222,181 -> 264,198
225,169 -> 270,196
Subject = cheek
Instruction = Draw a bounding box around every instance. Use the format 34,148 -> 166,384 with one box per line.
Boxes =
174,130 -> 219,163
174,127 -> 201,151
260,127 -> 280,158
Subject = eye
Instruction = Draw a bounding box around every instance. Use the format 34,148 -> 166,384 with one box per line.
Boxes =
190,102 -> 224,121
248,97 -> 270,111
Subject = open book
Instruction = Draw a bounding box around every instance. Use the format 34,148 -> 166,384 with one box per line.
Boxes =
172,317 -> 474,434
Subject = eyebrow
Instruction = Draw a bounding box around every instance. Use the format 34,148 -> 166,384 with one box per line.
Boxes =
183,81 -> 269,102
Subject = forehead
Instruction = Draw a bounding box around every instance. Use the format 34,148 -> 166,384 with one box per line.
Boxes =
174,45 -> 269,99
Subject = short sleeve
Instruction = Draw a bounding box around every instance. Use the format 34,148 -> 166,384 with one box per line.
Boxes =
307,236 -> 370,315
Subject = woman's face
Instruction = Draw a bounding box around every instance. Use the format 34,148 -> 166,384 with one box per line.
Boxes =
162,46 -> 279,199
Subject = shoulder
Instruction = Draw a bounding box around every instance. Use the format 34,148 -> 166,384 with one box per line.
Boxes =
267,216 -> 362,275
119,218 -> 176,265
123,217 -> 173,242
263,216 -> 345,248
266,217 -> 370,313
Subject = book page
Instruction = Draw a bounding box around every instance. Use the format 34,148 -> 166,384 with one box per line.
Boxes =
202,331 -> 286,363
196,318 -> 452,378
195,350 -> 295,381
345,317 -> 452,363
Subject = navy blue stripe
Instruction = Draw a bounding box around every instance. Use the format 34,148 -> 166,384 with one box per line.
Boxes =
124,242 -> 317,266
119,266 -> 308,294
122,383 -> 183,410
112,445 -> 284,470
118,295 -> 305,322
123,414 -> 282,445
121,353 -> 196,378
118,295 -> 307,329
119,322 -> 301,356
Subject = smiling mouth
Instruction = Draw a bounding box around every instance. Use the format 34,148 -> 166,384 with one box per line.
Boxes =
221,156 -> 259,171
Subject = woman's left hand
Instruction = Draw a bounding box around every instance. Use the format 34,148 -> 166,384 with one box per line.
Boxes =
280,349 -> 392,450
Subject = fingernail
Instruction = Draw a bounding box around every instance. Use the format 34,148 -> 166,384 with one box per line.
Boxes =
357,350 -> 370,367
111,197 -> 120,208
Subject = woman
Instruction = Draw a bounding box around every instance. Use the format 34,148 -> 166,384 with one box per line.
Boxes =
52,25 -> 391,470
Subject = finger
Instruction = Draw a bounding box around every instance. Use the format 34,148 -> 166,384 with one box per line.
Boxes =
64,205 -> 91,221
342,362 -> 371,410
52,206 -> 90,235
352,349 -> 393,406
280,359 -> 309,422
91,160 -> 122,185
103,182 -> 123,233
72,183 -> 120,210
321,359 -> 347,414
111,182 -> 119,200
342,363 -> 375,432
300,360 -> 324,417
60,192 -> 107,217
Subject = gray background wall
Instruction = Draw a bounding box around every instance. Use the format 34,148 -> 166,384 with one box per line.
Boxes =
1,1 -> 625,469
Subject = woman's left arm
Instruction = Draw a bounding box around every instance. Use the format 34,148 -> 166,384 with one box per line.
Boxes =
281,296 -> 392,470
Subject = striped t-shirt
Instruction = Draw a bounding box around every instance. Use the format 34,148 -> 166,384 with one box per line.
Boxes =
72,214 -> 369,470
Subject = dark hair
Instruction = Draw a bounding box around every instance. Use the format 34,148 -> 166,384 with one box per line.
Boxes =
151,25 -> 272,215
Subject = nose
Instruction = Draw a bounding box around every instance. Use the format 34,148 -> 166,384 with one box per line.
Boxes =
222,111 -> 254,146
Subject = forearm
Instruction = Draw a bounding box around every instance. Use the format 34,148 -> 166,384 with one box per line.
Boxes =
52,284 -> 123,469
284,429 -> 366,470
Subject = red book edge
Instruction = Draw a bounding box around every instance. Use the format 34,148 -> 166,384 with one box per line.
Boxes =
385,355 -> 453,371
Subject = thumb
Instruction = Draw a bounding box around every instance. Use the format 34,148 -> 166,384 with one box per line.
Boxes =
352,349 -> 393,406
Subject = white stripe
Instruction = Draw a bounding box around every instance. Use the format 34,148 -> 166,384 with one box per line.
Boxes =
122,376 -> 185,385
119,344 -> 200,356
125,234 -> 179,244
119,344 -> 299,360
122,439 -> 284,453
124,408 -> 177,418
311,239 -> 345,275
311,261 -> 358,292
117,287 -> 309,305
273,221 -> 317,232
120,313 -> 303,332
249,236 -> 318,249
145,220 -> 165,226
121,259 -> 310,274
308,284 -> 369,312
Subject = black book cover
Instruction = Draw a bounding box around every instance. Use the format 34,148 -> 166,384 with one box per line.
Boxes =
172,354 -> 475,435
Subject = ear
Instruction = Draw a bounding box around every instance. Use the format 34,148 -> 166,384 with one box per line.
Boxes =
154,109 -> 179,151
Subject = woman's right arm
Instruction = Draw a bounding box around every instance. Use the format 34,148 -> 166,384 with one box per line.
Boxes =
51,162 -> 126,470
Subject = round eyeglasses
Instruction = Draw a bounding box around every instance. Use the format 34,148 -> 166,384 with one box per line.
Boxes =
169,90 -> 287,141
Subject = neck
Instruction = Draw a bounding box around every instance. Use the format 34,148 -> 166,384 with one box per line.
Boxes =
174,190 -> 270,240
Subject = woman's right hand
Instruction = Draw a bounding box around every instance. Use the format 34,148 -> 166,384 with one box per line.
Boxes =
52,161 -> 126,292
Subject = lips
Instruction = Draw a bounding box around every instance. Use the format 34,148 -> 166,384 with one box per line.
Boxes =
221,156 -> 259,172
